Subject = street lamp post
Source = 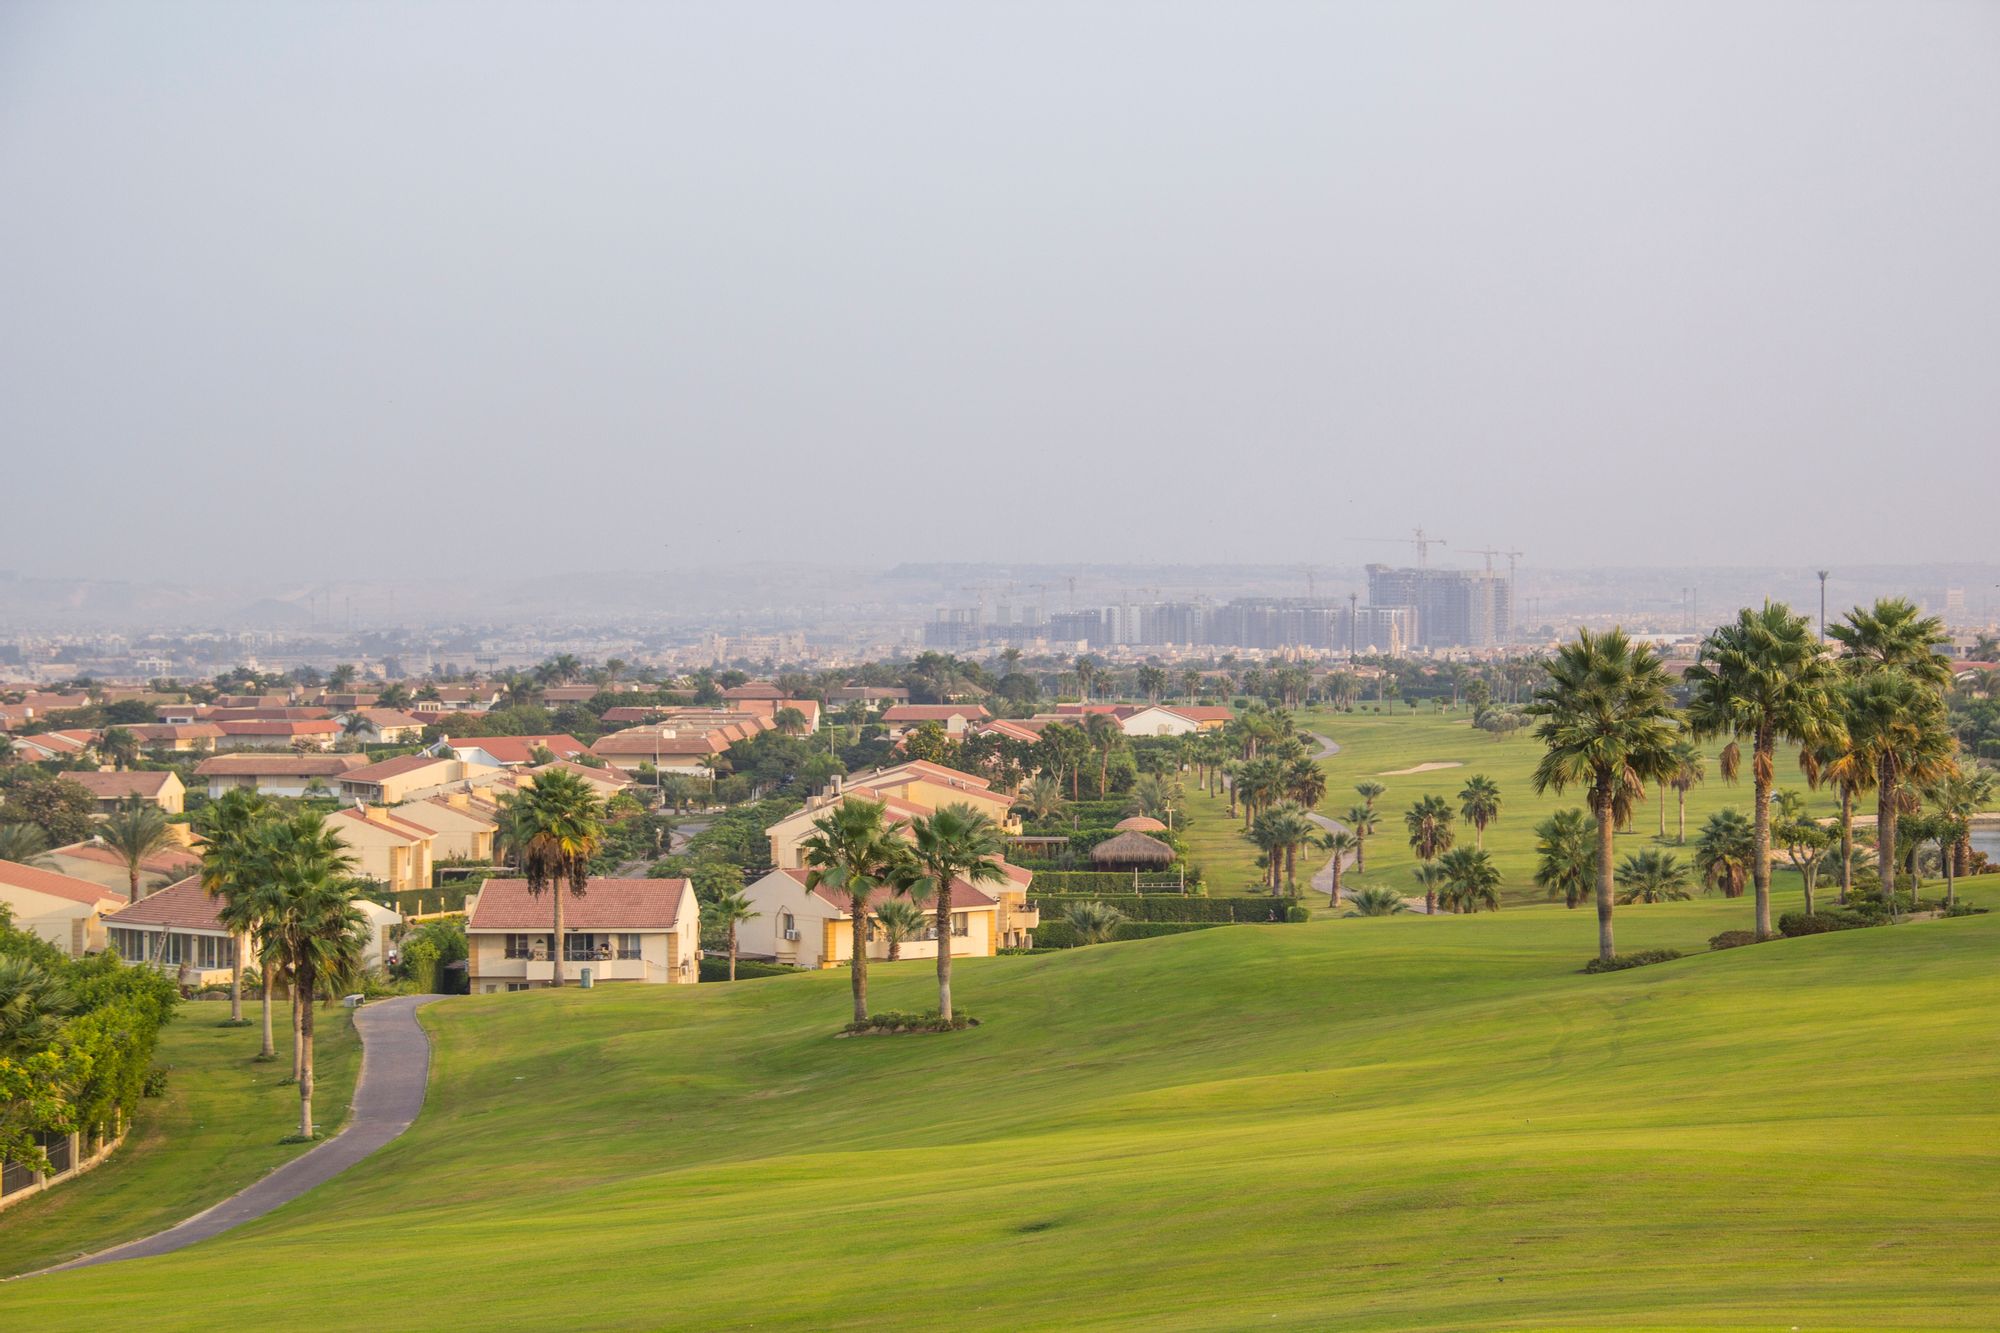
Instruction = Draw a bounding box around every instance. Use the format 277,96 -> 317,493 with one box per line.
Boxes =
1816,570 -> 1830,643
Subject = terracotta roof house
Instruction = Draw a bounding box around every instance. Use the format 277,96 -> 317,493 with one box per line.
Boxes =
589,726 -> 730,774
825,685 -> 910,707
721,682 -> 787,701
62,769 -> 186,815
464,878 -> 699,990
9,730 -> 98,761
403,795 -> 500,863
1161,706 -> 1235,731
328,805 -> 437,893
879,704 -> 991,738
103,876 -> 249,987
739,866 -> 1004,968
194,751 -> 370,798
526,760 -> 633,797
600,705 -> 672,725
337,755 -> 504,805
974,718 -> 1042,744
0,859 -> 126,956
1116,706 -> 1203,738
337,708 -> 430,745
214,719 -> 341,751
437,734 -> 588,768
46,840 -> 203,898
126,722 -> 225,753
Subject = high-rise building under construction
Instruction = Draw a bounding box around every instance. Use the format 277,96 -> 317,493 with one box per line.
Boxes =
1365,564 -> 1512,649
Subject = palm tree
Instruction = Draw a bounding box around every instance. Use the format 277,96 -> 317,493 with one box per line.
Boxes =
1020,774 -> 1066,823
1436,846 -> 1501,912
1083,713 -> 1122,797
898,804 -> 1008,1020
259,812 -> 365,1137
1354,779 -> 1386,813
1285,757 -> 1327,811
1525,628 -> 1682,963
1694,809 -> 1754,898
99,727 -> 140,770
1829,597 -> 1952,689
1684,602 -> 1846,939
1260,805 -> 1318,894
1342,805 -> 1379,871
800,797 -> 905,1023
196,788 -> 272,1028
1403,794 -> 1455,863
1456,775 -> 1501,849
1411,861 -> 1448,916
0,822 -> 52,867
705,889 -> 758,981
1127,773 -> 1183,825
1841,668 -> 1955,916
101,798 -> 175,901
773,706 -> 809,738
1926,766 -> 1996,880
1322,830 -> 1359,906
871,897 -> 927,961
1667,740 -> 1705,844
1065,899 -> 1126,945
339,713 -> 373,748
0,955 -> 77,1058
1344,886 -> 1406,917
503,767 -> 606,986
1614,848 -> 1693,904
1533,808 -> 1597,908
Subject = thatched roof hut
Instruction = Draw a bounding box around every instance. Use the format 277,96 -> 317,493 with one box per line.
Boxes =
1090,830 -> 1175,869
1113,815 -> 1168,832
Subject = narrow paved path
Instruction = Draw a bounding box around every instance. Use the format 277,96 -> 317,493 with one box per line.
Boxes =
1307,732 -> 1342,758
35,994 -> 439,1274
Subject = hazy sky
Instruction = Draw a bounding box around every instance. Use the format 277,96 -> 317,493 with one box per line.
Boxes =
3,2 -> 1996,581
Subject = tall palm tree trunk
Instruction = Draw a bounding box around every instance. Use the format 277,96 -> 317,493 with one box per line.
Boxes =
1877,761 -> 1899,919
1752,745 -> 1775,939
1328,858 -> 1343,907
848,896 -> 871,1021
297,964 -> 316,1138
1676,789 -> 1688,844
290,983 -> 304,1083
1658,783 -> 1666,838
551,890 -> 566,987
934,884 -> 955,1020
260,963 -> 275,1059
1593,787 -> 1617,962
1837,789 -> 1853,906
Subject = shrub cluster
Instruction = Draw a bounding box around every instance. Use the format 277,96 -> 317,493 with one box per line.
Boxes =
839,1010 -> 979,1035
1582,949 -> 1683,974
1707,930 -> 1759,951
698,957 -> 798,982
1031,894 -> 1295,924
1778,910 -> 1882,937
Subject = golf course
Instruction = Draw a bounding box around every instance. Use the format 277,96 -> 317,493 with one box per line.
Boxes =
6,873 -> 1995,1329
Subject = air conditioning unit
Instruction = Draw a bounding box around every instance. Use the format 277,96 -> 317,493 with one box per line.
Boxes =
783,928 -> 800,942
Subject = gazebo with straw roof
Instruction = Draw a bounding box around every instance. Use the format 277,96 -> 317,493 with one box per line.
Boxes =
1090,830 -> 1176,871
1113,815 -> 1167,833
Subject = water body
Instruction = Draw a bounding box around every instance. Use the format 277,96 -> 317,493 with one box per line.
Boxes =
1971,829 -> 2000,860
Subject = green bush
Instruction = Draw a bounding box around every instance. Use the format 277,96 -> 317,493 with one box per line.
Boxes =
1032,920 -> 1082,949
1032,894 -> 1293,924
839,1009 -> 978,1035
697,957 -> 799,982
1284,904 -> 1311,923
1708,930 -> 1759,951
1778,910 -> 1879,937
1582,949 -> 1683,974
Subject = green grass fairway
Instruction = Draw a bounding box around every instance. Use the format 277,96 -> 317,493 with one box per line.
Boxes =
1197,709 -> 1843,905
7,884 -> 1995,1330
0,1000 -> 359,1276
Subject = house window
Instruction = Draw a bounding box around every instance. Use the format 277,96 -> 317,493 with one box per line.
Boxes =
503,934 -> 542,960
952,913 -> 969,938
506,983 -> 529,993
618,934 -> 643,958
781,911 -> 797,942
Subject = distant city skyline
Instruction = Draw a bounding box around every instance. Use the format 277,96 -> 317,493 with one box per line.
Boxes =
4,2 -> 1998,579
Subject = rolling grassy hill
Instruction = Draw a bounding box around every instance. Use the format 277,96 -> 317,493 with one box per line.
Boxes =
7,884 -> 1996,1330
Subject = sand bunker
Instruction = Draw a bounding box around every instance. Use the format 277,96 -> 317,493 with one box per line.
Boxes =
1376,761 -> 1464,776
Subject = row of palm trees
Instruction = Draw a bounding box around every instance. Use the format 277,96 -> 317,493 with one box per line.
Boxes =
797,797 -> 1007,1023
1529,598 -> 1965,963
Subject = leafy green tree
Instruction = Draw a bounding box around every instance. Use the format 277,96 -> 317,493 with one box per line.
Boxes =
0,774 -> 97,848
1344,886 -> 1407,917
0,954 -> 78,1058
800,797 -> 906,1023
896,804 -> 1008,1020
1525,628 -> 1682,963
1533,808 -> 1596,909
1684,602 -> 1846,939
504,768 -> 606,986
1456,775 -> 1501,849
1772,791 -> 1831,914
100,798 -> 175,901
1614,848 -> 1693,904
1437,846 -> 1501,912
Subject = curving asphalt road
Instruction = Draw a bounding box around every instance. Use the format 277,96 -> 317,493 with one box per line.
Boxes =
33,994 -> 440,1275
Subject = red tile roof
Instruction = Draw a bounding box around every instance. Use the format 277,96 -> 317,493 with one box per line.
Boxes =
331,806 -> 435,842
52,841 -> 203,876
0,859 -> 126,906
128,723 -> 225,742
721,682 -> 787,699
215,719 -> 340,736
776,867 -> 998,913
196,753 -> 371,777
881,705 -> 991,723
1164,706 -> 1234,723
60,770 -> 178,800
104,875 -> 226,930
466,878 -> 692,931
339,754 -> 455,784
442,735 -> 586,766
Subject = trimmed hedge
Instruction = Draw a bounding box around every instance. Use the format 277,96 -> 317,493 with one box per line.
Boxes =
1110,920 -> 1218,940
1708,930 -> 1759,951
1582,948 -> 1683,974
1032,894 -> 1296,924
1024,870 -> 1185,895
1032,920 -> 1082,949
698,957 -> 798,982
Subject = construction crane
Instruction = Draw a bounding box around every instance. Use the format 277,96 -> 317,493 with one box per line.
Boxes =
1463,547 -> 1524,580
1348,527 -> 1446,567
1298,567 -> 1319,600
